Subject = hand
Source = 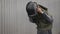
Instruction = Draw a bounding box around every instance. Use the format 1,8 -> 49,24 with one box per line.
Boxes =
36,6 -> 43,14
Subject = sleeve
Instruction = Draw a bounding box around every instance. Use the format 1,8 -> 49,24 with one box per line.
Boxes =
40,12 -> 53,24
28,15 -> 39,23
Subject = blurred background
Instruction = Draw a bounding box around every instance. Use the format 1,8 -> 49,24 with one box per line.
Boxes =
0,0 -> 60,34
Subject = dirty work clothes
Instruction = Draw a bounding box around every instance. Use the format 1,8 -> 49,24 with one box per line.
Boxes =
37,29 -> 52,34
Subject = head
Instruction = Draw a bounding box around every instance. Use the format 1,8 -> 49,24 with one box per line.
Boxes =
26,1 -> 48,16
26,1 -> 38,16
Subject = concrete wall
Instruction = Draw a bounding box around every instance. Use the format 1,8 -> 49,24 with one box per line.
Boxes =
0,0 -> 60,34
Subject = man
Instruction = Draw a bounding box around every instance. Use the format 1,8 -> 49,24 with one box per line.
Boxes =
26,1 -> 53,34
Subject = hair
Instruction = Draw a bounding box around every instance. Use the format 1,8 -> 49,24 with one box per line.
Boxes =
26,1 -> 37,15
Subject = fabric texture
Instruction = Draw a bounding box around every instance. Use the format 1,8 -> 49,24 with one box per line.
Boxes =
29,10 -> 53,30
26,1 -> 53,31
37,29 -> 52,34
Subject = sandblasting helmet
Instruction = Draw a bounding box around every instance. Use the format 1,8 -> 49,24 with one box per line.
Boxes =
26,1 -> 38,16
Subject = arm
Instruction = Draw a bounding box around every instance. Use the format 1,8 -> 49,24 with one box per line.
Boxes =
40,12 -> 53,24
37,6 -> 53,24
28,15 -> 38,23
